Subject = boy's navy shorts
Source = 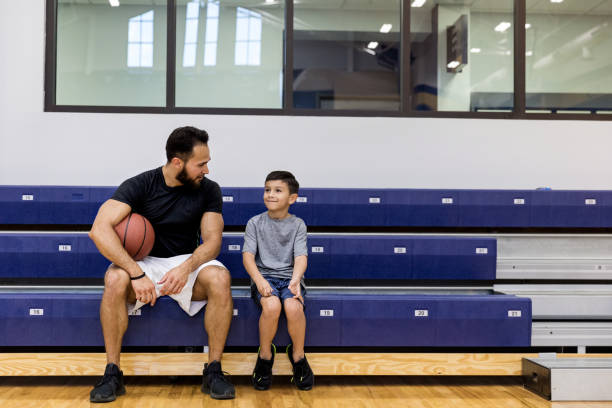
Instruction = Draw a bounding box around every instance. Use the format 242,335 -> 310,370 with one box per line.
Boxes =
251,277 -> 306,310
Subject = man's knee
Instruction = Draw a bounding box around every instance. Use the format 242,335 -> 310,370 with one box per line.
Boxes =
202,266 -> 231,292
104,267 -> 130,293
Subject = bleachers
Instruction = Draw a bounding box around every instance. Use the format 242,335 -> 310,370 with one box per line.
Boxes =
3,185 -> 610,375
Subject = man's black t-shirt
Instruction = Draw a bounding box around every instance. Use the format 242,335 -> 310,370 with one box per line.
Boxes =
111,167 -> 223,258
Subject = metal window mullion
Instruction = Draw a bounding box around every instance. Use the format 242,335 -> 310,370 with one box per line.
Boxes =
166,0 -> 177,110
44,0 -> 58,110
283,0 -> 294,113
400,0 -> 411,115
514,0 -> 526,115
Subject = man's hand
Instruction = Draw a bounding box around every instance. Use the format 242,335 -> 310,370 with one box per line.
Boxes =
158,264 -> 191,296
256,278 -> 273,297
288,278 -> 303,303
131,275 -> 158,306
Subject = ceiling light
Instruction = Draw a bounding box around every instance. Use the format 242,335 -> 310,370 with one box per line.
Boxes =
525,23 -> 531,29
526,50 -> 533,56
109,0 -> 120,6
367,41 -> 379,49
265,0 -> 275,3
364,48 -> 376,56
550,0 -> 563,3
494,22 -> 511,32
447,61 -> 460,69
380,24 -> 392,33
470,48 -> 481,53
411,0 -> 426,7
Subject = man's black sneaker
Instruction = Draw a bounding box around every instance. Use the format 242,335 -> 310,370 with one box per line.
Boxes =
286,344 -> 314,391
202,360 -> 236,399
89,363 -> 126,403
252,344 -> 276,390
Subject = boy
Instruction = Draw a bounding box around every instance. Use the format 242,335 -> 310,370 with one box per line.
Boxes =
242,171 -> 314,391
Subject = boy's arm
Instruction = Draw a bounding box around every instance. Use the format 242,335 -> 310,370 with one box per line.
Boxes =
288,255 -> 307,299
243,252 -> 273,296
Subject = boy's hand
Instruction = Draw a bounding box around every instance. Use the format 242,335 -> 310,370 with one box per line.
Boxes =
288,278 -> 303,302
256,278 -> 273,297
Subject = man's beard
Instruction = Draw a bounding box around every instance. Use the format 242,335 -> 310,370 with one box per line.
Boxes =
176,167 -> 202,190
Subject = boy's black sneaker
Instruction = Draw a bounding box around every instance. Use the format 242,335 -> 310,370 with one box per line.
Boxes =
286,344 -> 314,391
202,360 -> 236,399
252,344 -> 276,390
89,363 -> 126,403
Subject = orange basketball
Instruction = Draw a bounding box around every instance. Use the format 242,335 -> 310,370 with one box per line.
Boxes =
114,213 -> 155,261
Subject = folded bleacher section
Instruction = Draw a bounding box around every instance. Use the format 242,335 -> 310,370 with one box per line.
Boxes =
2,186 -> 610,354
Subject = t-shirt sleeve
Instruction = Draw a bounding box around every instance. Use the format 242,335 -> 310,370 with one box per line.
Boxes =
293,219 -> 308,258
242,218 -> 258,255
204,182 -> 223,214
111,175 -> 145,210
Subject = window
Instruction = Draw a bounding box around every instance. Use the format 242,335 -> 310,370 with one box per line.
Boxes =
128,10 -> 155,68
235,7 -> 262,66
410,0 -> 515,112
55,0 -> 167,107
175,0 -> 283,108
525,0 -> 612,114
293,0 -> 401,111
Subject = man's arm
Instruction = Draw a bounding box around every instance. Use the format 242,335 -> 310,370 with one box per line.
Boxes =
89,199 -> 158,305
89,199 -> 142,277
158,211 -> 223,295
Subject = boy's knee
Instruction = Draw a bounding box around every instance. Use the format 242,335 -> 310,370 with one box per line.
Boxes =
283,298 -> 304,320
260,297 -> 282,317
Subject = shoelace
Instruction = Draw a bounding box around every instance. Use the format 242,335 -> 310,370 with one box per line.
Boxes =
95,373 -> 118,387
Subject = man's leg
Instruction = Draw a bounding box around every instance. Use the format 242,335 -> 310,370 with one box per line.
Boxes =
100,266 -> 136,366
90,266 -> 136,403
258,296 -> 281,360
191,265 -> 233,363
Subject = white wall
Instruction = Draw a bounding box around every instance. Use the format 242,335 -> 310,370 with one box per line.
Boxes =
1,0 -> 612,189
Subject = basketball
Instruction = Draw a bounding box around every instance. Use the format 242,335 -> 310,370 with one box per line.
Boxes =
114,213 -> 155,261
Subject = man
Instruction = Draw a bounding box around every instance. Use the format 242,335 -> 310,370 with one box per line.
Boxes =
88,126 -> 235,402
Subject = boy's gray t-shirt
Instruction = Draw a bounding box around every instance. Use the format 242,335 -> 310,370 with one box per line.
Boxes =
242,212 -> 308,280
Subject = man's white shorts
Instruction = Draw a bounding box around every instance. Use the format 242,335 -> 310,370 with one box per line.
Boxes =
126,254 -> 226,316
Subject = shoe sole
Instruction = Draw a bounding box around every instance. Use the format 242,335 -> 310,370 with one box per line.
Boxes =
90,387 -> 126,403
201,384 -> 236,399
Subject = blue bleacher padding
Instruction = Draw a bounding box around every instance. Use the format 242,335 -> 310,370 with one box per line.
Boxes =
0,186 -> 41,224
458,190 -> 531,227
1,233 -> 496,281
340,294 -> 531,347
0,234 -> 108,279
411,236 -> 496,280
531,190 -> 603,228
0,291 -> 531,347
3,186 -> 612,228
310,189 -> 387,227
386,189 -> 460,227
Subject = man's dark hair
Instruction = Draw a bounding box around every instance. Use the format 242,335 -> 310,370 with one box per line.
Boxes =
265,171 -> 299,195
166,126 -> 209,162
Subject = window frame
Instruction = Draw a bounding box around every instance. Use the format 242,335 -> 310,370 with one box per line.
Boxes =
44,0 -> 612,121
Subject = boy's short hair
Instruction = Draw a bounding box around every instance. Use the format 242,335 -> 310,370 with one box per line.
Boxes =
265,171 -> 299,195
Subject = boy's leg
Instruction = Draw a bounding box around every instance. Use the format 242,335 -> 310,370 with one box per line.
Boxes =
283,298 -> 306,361
259,296 -> 282,359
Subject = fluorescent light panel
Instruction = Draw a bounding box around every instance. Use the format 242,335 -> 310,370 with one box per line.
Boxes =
364,48 -> 376,55
495,22 -> 511,32
525,23 -> 531,29
411,0 -> 426,7
109,0 -> 120,6
550,0 -> 563,3
447,61 -> 460,69
470,48 -> 481,53
380,24 -> 392,33
367,41 -> 379,49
